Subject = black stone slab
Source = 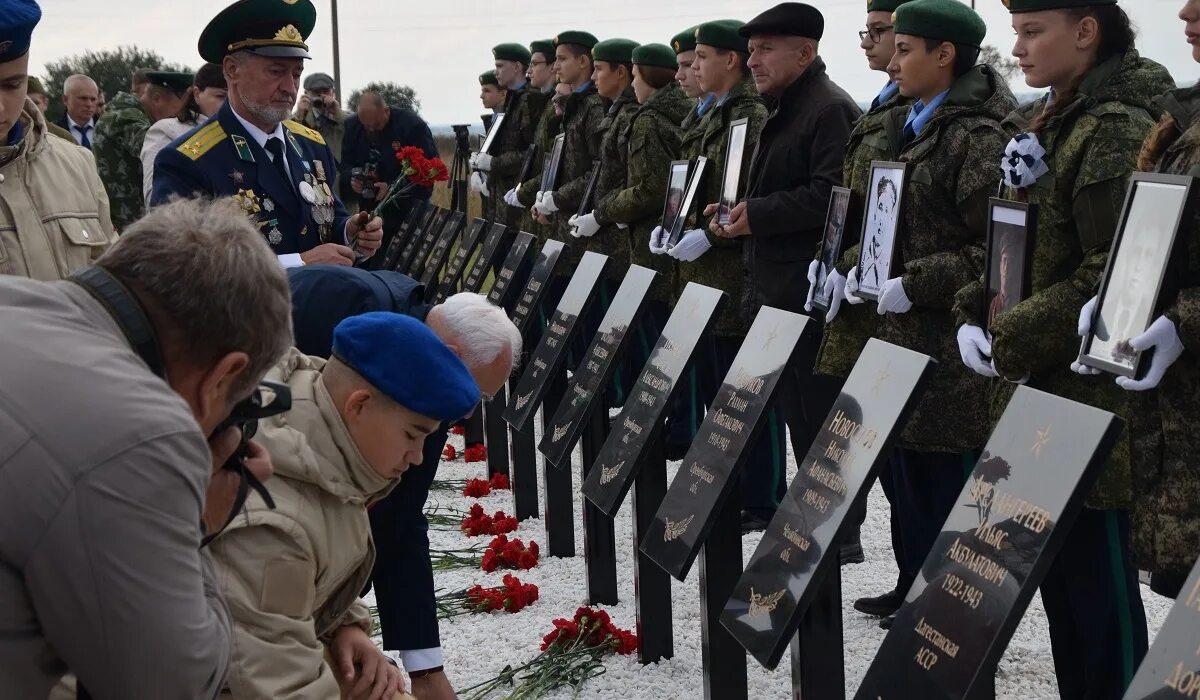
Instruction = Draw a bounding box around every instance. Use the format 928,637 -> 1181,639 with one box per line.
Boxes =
505,240 -> 567,340
406,207 -> 452,278
503,251 -> 608,433
721,338 -> 934,670
485,231 -> 536,310
854,386 -> 1123,700
418,210 -> 466,290
581,283 -> 727,517
431,217 -> 488,304
380,199 -> 429,271
462,223 -> 512,295
538,265 -> 658,466
581,397 -> 618,605
1123,556 -> 1200,699
640,307 -> 812,582
399,206 -> 445,275
390,202 -> 437,273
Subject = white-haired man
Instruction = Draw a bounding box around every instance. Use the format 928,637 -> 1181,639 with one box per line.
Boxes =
56,73 -> 99,148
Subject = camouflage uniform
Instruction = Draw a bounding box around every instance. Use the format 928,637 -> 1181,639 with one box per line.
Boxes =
678,76 -> 767,337
815,86 -> 913,379
594,81 -> 692,304
92,91 -> 150,231
516,93 -> 563,240
587,86 -> 640,277
953,51 -> 1174,508
490,85 -> 549,232
1128,85 -> 1200,575
549,85 -> 608,265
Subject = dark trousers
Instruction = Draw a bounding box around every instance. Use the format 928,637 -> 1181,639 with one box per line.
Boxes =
367,426 -> 448,655
1039,508 -> 1148,700
850,451 -> 906,585
892,448 -> 976,593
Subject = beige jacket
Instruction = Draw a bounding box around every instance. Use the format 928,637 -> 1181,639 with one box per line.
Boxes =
210,349 -> 394,699
0,98 -> 114,280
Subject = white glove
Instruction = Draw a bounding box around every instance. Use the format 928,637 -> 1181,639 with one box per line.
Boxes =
844,267 -> 866,305
569,212 -> 600,238
533,191 -> 559,217
1115,316 -> 1185,391
667,229 -> 712,262
877,277 -> 912,315
617,222 -> 629,230
1071,296 -> 1103,375
471,152 -> 492,172
823,270 -> 847,323
958,325 -> 999,378
649,226 -> 668,255
503,188 -> 521,208
469,171 -> 488,194
804,260 -> 820,312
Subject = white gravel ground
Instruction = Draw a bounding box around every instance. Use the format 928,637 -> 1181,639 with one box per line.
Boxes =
367,421 -> 1173,699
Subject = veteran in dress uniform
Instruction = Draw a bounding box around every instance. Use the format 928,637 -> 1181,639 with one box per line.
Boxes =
151,0 -> 383,269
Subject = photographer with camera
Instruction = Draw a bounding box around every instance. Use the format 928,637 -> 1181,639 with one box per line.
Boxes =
293,72 -> 348,166
0,198 -> 293,699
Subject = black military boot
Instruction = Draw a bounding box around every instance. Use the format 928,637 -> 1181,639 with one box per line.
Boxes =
853,588 -> 904,617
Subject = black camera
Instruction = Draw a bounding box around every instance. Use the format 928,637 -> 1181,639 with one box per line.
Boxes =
452,124 -> 471,156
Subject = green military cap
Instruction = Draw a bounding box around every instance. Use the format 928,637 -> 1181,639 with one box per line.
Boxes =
695,19 -> 750,54
894,0 -> 987,47
866,0 -> 916,12
554,30 -> 599,50
145,71 -> 195,95
529,39 -> 555,59
198,0 -> 317,63
479,70 -> 500,87
1003,0 -> 1116,12
633,43 -> 678,69
671,27 -> 698,54
593,38 -> 639,64
493,42 -> 532,65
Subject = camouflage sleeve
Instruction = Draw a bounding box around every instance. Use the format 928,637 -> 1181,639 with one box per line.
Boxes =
490,100 -> 532,179
1166,287 -> 1200,350
594,118 -> 678,226
902,189 -> 989,309
953,276 -> 986,327
553,99 -> 607,211
837,243 -> 861,276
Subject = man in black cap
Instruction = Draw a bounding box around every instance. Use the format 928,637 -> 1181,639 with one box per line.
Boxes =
293,72 -> 347,168
711,2 -> 861,527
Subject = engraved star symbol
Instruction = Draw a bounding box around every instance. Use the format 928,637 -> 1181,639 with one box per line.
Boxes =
1031,424 -> 1052,458
871,363 -> 892,395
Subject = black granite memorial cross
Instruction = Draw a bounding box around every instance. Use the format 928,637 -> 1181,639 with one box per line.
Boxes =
430,217 -> 490,304
417,210 -> 466,290
1124,555 -> 1200,700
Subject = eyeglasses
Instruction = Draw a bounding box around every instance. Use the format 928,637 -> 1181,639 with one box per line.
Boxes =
859,25 -> 895,44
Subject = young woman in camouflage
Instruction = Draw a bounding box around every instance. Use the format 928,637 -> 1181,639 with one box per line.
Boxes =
953,1 -> 1173,695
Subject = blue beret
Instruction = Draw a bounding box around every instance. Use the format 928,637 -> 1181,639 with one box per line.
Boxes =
332,312 -> 480,421
0,0 -> 41,63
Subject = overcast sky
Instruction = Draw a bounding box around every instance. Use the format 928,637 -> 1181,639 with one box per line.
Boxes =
31,0 -> 1196,125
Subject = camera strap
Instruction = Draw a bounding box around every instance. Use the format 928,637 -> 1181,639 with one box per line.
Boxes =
69,267 -> 164,378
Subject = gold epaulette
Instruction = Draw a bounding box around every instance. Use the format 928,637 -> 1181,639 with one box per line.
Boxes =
176,121 -> 227,161
284,120 -> 326,145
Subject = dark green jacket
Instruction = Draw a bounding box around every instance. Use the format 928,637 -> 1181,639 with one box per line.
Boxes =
588,86 -> 640,274
954,50 -> 1175,507
490,84 -> 549,231
552,85 -> 608,263
516,90 -> 562,241
816,85 -> 913,379
678,77 -> 767,336
595,81 -> 692,303
93,91 -> 150,230
877,65 -> 1015,452
1130,84 -> 1200,573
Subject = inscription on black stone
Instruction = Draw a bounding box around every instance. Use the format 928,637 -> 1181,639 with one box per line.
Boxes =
538,265 -> 658,467
506,240 -> 567,338
486,231 -> 536,308
582,283 -> 725,517
503,251 -> 609,432
392,203 -> 438,272
381,199 -> 428,271
403,207 -> 446,275
419,210 -> 466,289
720,339 -> 933,669
462,223 -> 511,295
854,386 -> 1122,700
640,307 -> 811,581
432,217 -> 488,304
1124,556 -> 1200,700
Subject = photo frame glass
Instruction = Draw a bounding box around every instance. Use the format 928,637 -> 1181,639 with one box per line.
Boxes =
812,187 -> 853,311
717,119 -> 749,226
577,161 -> 602,218
540,134 -> 566,193
1080,175 -> 1196,377
855,162 -> 907,301
479,113 -> 506,155
983,199 -> 1035,334
667,156 -> 708,248
661,160 -> 691,232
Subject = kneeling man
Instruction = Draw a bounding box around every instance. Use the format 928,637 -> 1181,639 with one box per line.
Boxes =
210,312 -> 480,699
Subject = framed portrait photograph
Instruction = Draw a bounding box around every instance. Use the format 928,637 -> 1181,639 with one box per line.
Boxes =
540,134 -> 566,194
479,113 -> 506,155
667,156 -> 708,248
811,187 -> 854,312
1078,173 -> 1200,377
716,119 -> 750,226
854,161 -> 908,302
577,160 -> 602,218
516,143 -> 540,189
983,199 -> 1036,334
661,160 -> 691,233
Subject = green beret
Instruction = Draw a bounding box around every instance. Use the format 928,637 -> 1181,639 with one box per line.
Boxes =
695,19 -> 749,54
26,76 -> 45,95
479,70 -> 500,87
529,39 -> 555,60
493,42 -> 532,65
633,43 -> 678,69
593,38 -> 639,65
671,27 -> 698,54
145,71 -> 195,95
1004,0 -> 1116,12
894,0 -> 987,47
554,30 -> 599,50
198,0 -> 317,63
866,0 -> 916,12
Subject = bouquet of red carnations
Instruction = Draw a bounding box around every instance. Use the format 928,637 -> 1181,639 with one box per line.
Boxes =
375,146 -> 449,212
461,504 -> 518,537
436,574 -> 540,620
480,535 -> 539,572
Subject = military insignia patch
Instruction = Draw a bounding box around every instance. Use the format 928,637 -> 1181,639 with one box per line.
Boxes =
178,121 -> 227,161
275,24 -> 303,42
232,188 -> 262,215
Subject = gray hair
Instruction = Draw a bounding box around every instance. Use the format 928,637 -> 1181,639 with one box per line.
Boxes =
96,198 -> 293,397
434,293 -> 522,370
62,74 -> 98,96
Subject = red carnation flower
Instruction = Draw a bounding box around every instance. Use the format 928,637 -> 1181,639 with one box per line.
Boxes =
451,425 -> 465,435
489,473 -> 510,490
442,444 -> 457,461
462,478 -> 491,498
464,444 -> 488,463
